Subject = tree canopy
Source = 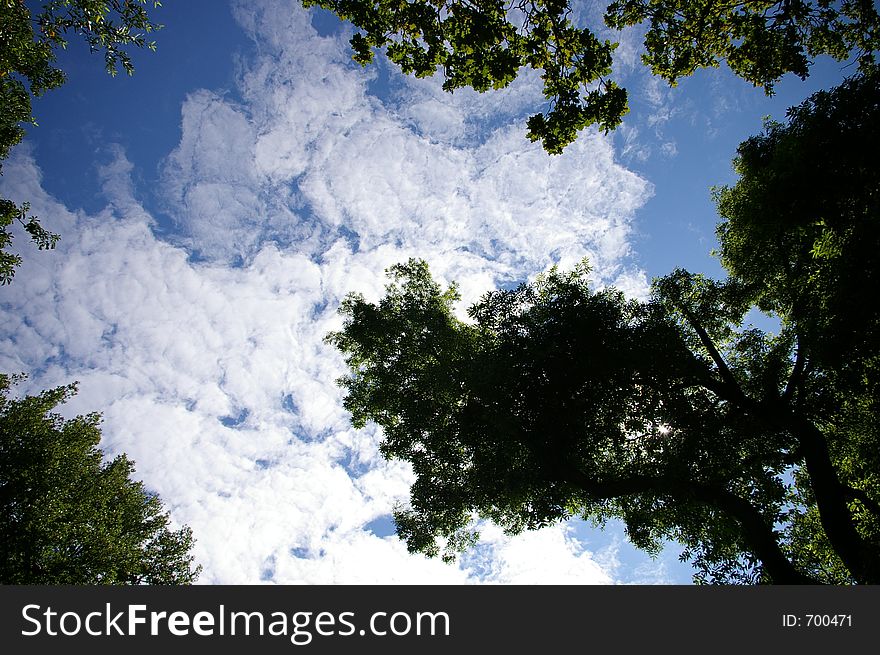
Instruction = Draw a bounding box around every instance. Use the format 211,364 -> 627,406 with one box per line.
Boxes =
326,72 -> 880,584
0,374 -> 200,584
715,70 -> 880,397
1,0 -> 163,285
303,0 -> 880,153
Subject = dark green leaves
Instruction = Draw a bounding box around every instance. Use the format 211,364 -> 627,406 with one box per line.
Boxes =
714,70 -> 880,394
0,374 -> 200,584
1,200 -> 60,286
320,5 -> 880,580
328,173 -> 880,580
327,260 -> 806,579
303,0 -> 624,154
707,71 -> 880,582
305,0 -> 880,153
605,0 -> 880,93
0,0 -> 163,285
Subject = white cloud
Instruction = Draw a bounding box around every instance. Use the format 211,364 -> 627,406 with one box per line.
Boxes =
462,523 -> 615,584
0,0 -> 658,584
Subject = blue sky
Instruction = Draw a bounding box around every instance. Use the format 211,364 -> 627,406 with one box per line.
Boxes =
1,0 -> 854,584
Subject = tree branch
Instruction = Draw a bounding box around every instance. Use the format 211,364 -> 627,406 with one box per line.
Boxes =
677,304 -> 750,407
789,415 -> 880,584
781,335 -> 805,403
559,464 -> 816,584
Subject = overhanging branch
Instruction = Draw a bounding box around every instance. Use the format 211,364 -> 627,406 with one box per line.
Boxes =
676,304 -> 751,408
782,334 -> 805,403
559,464 -> 816,584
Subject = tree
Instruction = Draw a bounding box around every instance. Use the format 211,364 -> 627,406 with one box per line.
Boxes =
326,74 -> 880,584
715,69 -> 880,398
1,0 -> 163,285
0,374 -> 200,584
302,0 -> 880,153
712,69 -> 880,583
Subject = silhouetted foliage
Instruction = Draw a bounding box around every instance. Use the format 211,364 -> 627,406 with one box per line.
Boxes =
0,0 -> 163,284
303,0 -> 880,153
715,69 -> 880,397
327,74 -> 880,584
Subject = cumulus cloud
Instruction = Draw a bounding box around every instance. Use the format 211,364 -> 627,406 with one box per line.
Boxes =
0,0 -> 658,584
